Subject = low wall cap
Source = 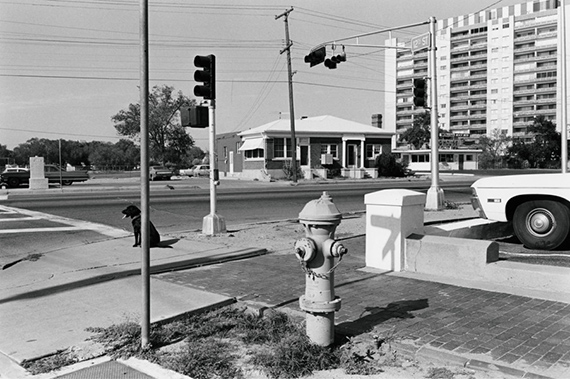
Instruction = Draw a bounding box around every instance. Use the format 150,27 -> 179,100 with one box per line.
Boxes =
299,191 -> 342,224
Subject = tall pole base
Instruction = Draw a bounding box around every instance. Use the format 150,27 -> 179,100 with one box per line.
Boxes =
425,186 -> 445,211
202,213 -> 226,235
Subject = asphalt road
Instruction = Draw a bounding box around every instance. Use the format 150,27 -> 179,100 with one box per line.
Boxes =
1,177 -> 569,268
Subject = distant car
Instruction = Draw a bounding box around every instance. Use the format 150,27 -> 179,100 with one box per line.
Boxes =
2,167 -> 29,173
149,166 -> 173,181
191,165 -> 210,177
471,173 -> 570,250
178,168 -> 194,176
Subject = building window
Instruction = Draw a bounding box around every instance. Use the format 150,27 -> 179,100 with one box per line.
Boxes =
236,142 -> 241,154
411,154 -> 429,162
465,155 -> 473,161
366,144 -> 382,159
274,138 -> 292,158
244,149 -> 264,160
223,146 -> 228,159
321,144 -> 338,158
439,154 -> 455,162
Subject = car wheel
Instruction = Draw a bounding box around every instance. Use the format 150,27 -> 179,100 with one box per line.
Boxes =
62,180 -> 72,186
7,177 -> 19,188
513,200 -> 570,250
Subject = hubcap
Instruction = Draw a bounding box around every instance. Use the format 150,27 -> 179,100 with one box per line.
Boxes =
526,208 -> 555,237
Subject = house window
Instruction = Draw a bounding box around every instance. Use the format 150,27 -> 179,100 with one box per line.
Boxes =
236,142 -> 241,154
439,154 -> 455,162
274,138 -> 293,158
244,149 -> 264,159
320,144 -> 338,158
366,144 -> 382,159
411,154 -> 429,162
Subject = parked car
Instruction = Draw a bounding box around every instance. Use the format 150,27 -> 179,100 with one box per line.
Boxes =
0,164 -> 89,188
2,167 -> 29,173
149,166 -> 173,181
178,168 -> 194,176
471,173 -> 570,250
191,165 -> 210,177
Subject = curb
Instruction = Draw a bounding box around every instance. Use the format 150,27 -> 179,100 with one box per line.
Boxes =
393,341 -> 556,379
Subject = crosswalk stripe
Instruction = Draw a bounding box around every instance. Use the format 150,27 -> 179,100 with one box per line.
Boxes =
0,205 -> 130,238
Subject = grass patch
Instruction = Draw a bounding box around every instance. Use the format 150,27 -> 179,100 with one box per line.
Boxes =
24,305 -> 413,378
21,350 -> 78,375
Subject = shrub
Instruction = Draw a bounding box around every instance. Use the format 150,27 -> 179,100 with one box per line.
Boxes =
375,152 -> 409,177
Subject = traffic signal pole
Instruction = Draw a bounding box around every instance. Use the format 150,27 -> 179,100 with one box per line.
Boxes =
202,99 -> 226,235
425,16 -> 445,211
139,0 -> 151,349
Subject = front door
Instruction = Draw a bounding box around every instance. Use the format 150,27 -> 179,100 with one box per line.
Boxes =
300,145 -> 309,167
347,144 -> 358,167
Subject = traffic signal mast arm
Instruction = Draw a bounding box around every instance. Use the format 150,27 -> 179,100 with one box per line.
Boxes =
305,19 -> 429,67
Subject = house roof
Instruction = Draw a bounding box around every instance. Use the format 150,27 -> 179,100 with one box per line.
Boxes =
238,115 -> 393,138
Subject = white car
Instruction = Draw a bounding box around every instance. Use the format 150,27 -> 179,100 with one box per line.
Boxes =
471,173 -> 570,250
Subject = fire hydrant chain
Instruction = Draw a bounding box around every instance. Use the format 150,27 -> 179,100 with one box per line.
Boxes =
300,255 -> 343,279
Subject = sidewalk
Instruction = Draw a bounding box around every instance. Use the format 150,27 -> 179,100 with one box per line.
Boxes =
1,206 -> 570,378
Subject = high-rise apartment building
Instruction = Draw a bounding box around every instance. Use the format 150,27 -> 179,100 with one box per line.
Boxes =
384,0 -> 567,150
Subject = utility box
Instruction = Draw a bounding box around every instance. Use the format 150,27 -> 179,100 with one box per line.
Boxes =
180,106 -> 209,128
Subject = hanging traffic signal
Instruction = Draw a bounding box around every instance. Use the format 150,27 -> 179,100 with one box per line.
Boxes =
193,55 -> 215,100
180,106 -> 209,128
413,78 -> 427,108
325,49 -> 346,69
304,46 -> 326,67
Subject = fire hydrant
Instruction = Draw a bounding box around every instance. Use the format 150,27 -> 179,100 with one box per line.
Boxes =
294,191 -> 348,346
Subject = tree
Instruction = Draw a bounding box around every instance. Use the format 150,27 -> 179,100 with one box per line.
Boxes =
112,85 -> 197,166
398,112 -> 439,150
507,116 -> 560,169
476,128 -> 511,169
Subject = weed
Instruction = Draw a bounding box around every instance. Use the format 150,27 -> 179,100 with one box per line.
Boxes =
425,366 -> 455,379
29,306 -> 393,378
158,338 -> 243,379
21,350 -> 78,375
444,200 -> 459,210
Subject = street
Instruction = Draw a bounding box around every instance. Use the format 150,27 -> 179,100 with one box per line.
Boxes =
1,178 -> 569,270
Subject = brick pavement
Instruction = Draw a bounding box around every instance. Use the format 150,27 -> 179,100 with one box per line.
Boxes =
156,235 -> 570,379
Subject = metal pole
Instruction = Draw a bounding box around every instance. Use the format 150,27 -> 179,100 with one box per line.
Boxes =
139,0 -> 151,349
276,8 -> 298,183
425,16 -> 444,210
560,0 -> 568,173
58,139 -> 63,190
202,99 -> 226,235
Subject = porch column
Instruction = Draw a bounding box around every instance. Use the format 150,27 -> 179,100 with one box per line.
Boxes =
360,139 -> 365,168
342,139 -> 347,168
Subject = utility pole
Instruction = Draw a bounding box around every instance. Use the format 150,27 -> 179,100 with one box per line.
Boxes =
139,0 -> 151,348
276,8 -> 298,183
425,16 -> 445,211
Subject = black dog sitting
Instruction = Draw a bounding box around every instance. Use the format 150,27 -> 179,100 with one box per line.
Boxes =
122,205 -> 160,247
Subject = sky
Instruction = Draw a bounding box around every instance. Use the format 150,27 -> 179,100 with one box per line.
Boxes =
0,0 -> 525,151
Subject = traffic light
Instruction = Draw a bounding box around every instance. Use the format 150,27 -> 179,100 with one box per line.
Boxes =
304,46 -> 326,67
324,49 -> 346,69
193,55 -> 215,100
413,78 -> 427,107
180,105 -> 209,128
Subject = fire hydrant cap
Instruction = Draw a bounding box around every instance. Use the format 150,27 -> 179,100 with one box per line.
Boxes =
299,191 -> 342,224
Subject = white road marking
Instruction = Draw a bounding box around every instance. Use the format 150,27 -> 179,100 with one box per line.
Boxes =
0,205 -> 130,238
